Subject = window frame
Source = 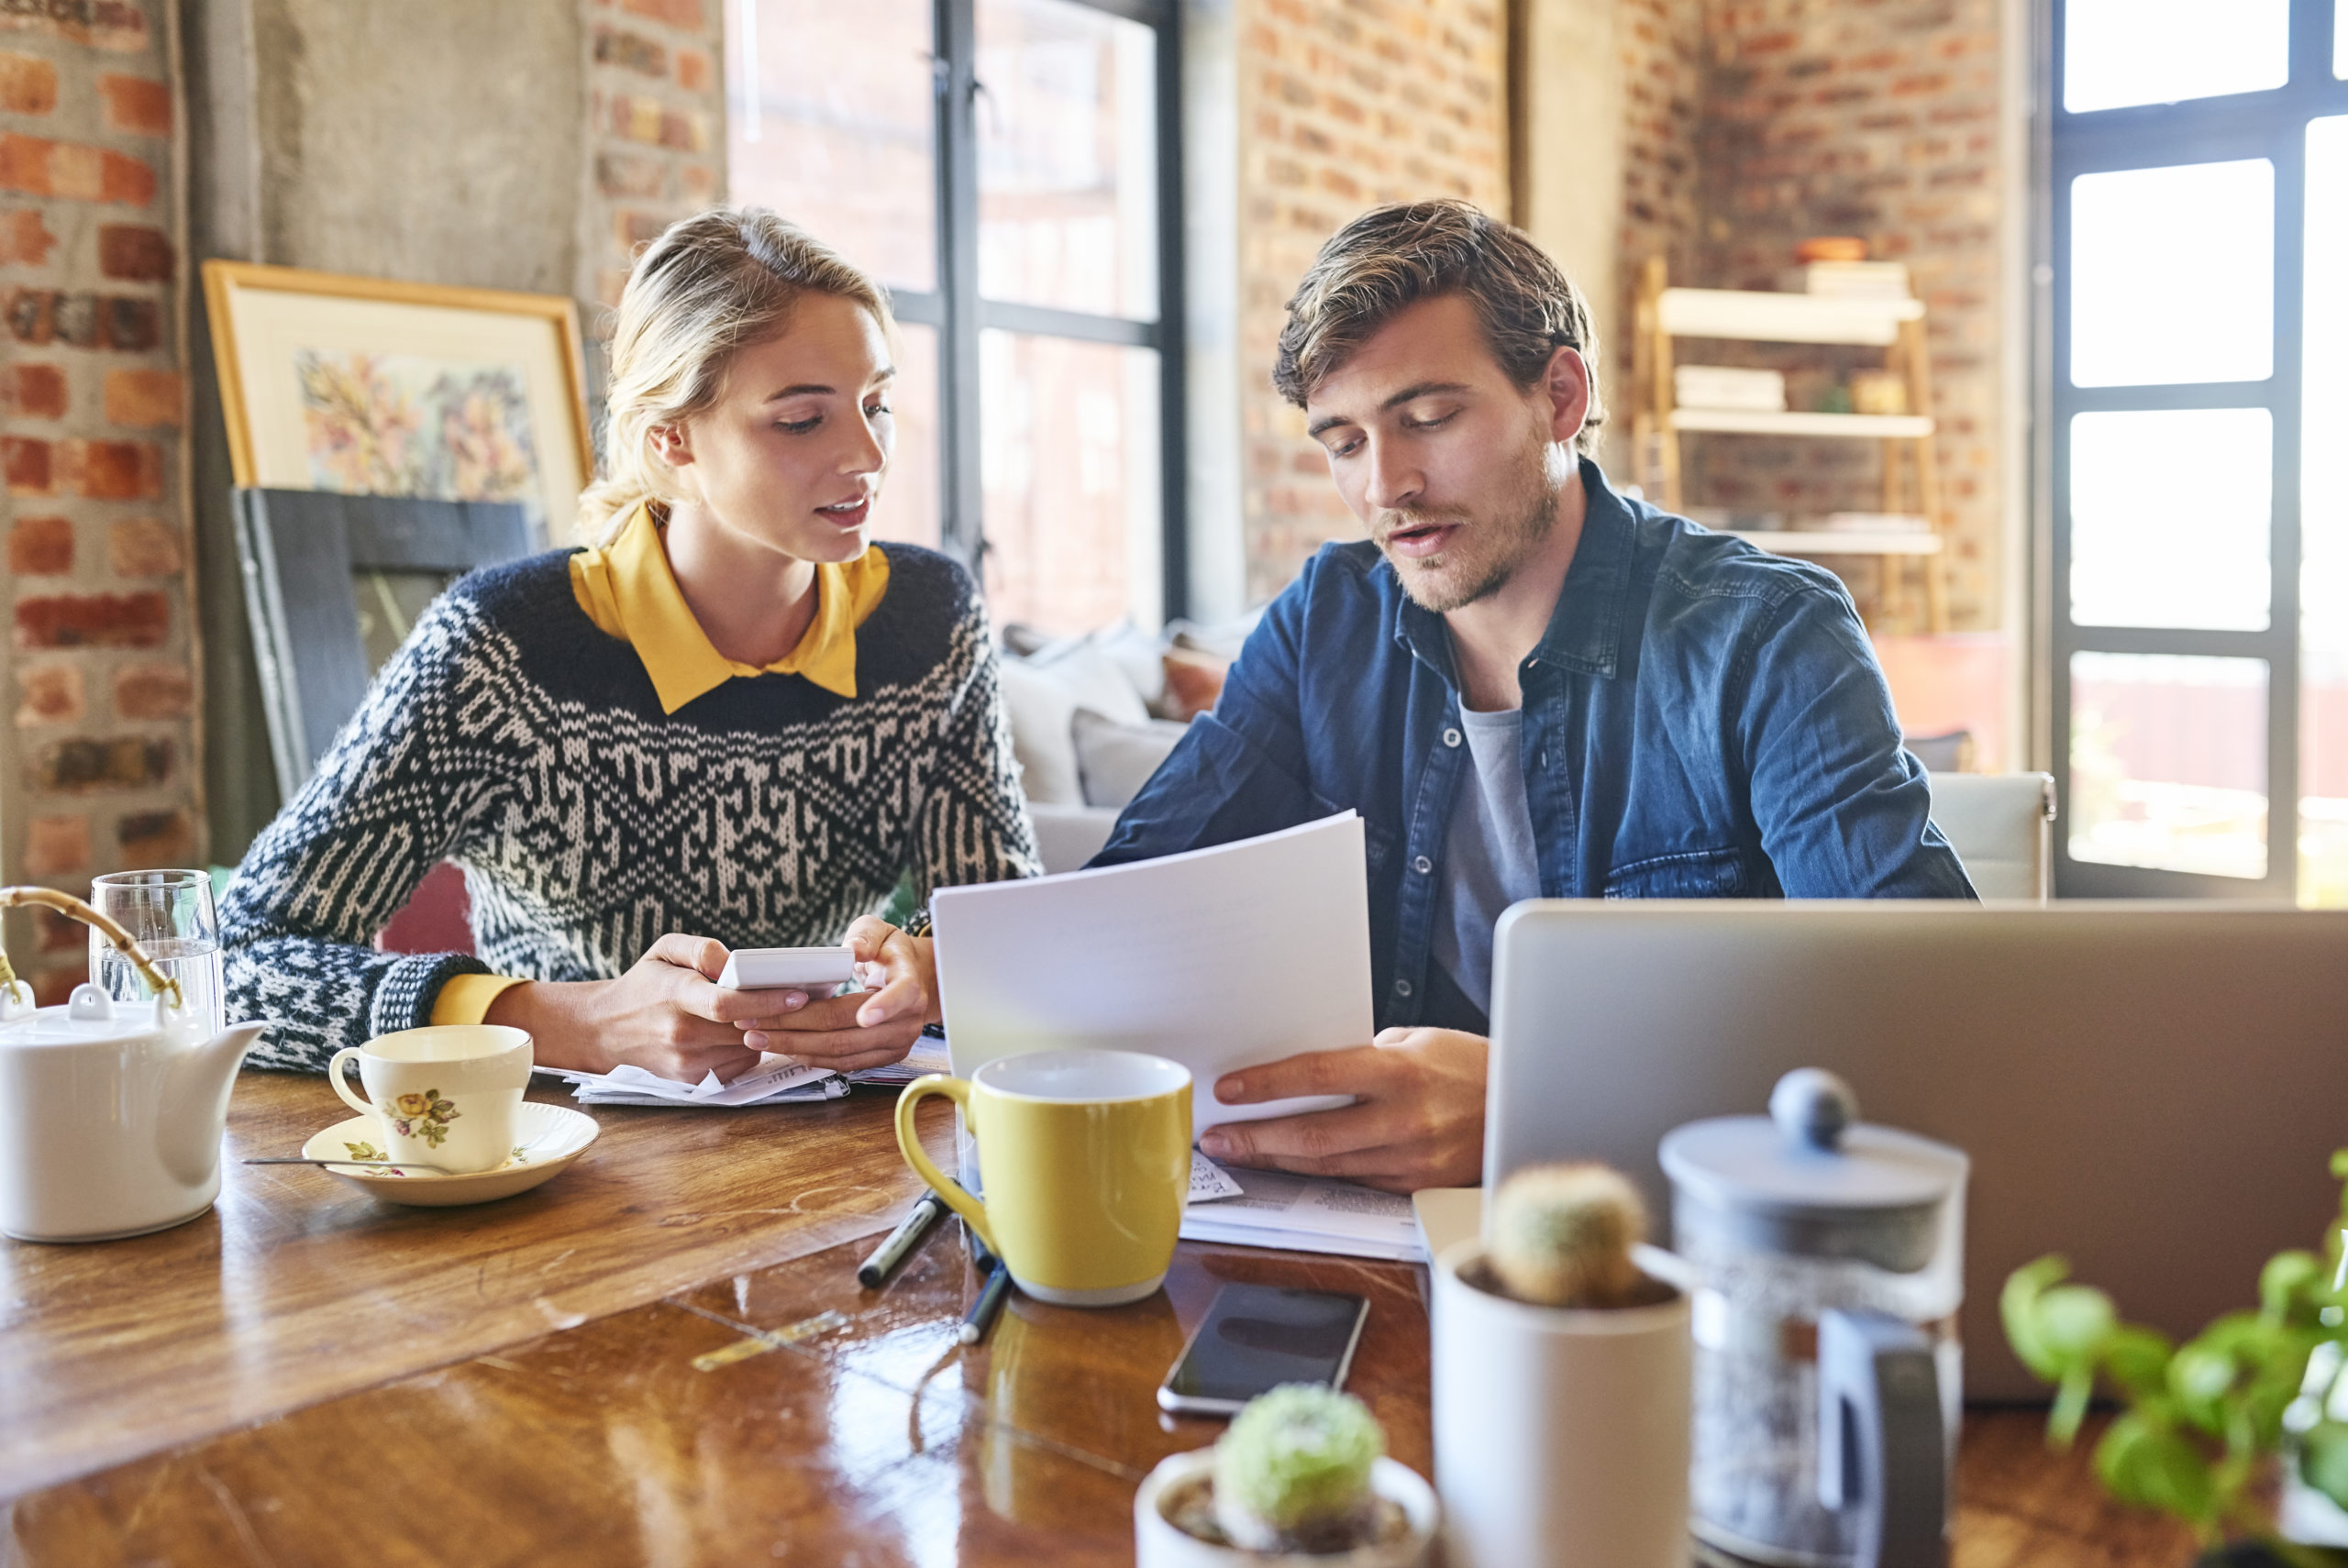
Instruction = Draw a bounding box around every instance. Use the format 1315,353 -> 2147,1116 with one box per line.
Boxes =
878,0 -> 1189,624
2044,0 -> 2348,899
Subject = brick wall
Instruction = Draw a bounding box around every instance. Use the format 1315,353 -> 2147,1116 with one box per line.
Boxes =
1617,0 -> 1702,403
582,0 -> 725,334
1670,0 -> 2008,635
1,0 -> 192,1000
1236,0 -> 1509,602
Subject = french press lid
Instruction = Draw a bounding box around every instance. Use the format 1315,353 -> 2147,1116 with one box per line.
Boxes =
1657,1068 -> 1968,1274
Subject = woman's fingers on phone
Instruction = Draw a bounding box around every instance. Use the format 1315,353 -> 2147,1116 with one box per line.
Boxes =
854,973 -> 924,1028
844,914 -> 902,965
637,1027 -> 760,1082
714,991 -> 809,1029
749,1018 -> 919,1065
645,932 -> 731,980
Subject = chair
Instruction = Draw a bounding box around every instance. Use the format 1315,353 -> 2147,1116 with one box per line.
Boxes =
1927,771 -> 2055,902
232,489 -> 535,954
1903,727 -> 1976,774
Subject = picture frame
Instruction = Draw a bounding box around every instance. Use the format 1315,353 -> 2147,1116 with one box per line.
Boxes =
200,260 -> 593,540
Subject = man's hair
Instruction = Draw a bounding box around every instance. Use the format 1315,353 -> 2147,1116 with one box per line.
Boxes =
1272,199 -> 1606,458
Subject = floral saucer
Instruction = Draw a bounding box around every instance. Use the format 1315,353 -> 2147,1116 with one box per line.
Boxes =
300,1102 -> 599,1207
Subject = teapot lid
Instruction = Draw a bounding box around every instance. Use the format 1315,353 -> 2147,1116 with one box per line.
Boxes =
1658,1068 -> 1967,1220
0,983 -> 178,1044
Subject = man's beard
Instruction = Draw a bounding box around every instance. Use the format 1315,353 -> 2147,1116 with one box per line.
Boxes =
1374,433 -> 1563,614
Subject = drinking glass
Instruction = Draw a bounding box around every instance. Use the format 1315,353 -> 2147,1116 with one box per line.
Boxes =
89,869 -> 225,1034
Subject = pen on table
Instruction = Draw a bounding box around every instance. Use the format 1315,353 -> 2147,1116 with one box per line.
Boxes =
960,1260 -> 1012,1345
856,1192 -> 946,1288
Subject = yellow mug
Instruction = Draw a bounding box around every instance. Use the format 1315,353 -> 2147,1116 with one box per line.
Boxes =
895,1048 -> 1191,1307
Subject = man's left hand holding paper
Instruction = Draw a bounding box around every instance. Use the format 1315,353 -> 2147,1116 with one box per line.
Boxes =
1196,1028 -> 1488,1194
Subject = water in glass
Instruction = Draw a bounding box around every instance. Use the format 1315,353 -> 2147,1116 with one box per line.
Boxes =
88,870 -> 225,1035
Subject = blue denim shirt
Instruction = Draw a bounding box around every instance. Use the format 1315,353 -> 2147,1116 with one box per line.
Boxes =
1092,458 -> 1975,1034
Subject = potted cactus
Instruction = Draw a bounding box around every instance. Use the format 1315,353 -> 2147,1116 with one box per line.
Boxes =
1133,1385 -> 1439,1566
1432,1162 -> 1692,1568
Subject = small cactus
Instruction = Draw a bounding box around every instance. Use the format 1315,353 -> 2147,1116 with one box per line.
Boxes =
1488,1161 -> 1648,1309
1212,1384 -> 1384,1551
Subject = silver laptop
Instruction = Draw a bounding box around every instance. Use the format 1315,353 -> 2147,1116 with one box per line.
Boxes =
1477,900 -> 2348,1399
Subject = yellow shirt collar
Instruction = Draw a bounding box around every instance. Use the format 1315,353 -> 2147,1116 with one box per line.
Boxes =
570,503 -> 891,713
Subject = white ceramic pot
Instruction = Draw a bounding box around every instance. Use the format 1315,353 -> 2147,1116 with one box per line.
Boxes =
0,984 -> 266,1242
1431,1237 -> 1692,1568
1133,1450 -> 1438,1568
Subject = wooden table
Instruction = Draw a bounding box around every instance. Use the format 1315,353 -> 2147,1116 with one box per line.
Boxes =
0,1073 -> 2192,1565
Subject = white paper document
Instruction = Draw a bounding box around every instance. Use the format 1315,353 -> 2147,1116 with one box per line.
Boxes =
929,813 -> 1376,1132
846,1033 -> 953,1088
1189,1149 -> 1246,1202
542,1056 -> 847,1108
1181,1155 -> 1425,1263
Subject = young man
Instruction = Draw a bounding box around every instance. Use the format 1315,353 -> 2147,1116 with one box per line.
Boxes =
1092,200 -> 1974,1193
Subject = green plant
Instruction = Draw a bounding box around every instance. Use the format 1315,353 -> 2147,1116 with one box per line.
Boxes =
2002,1149 -> 2348,1564
1488,1161 -> 1647,1309
1211,1384 -> 1384,1551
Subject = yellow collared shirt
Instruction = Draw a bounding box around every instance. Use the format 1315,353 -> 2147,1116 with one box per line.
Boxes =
430,502 -> 891,1027
569,501 -> 892,712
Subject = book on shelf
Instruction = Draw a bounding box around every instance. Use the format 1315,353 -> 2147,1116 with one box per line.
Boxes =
1805,511 -> 1933,534
1794,260 -> 1913,300
1674,364 -> 1787,413
1686,505 -> 1789,533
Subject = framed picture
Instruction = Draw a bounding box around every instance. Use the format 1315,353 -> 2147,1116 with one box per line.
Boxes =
201,261 -> 593,539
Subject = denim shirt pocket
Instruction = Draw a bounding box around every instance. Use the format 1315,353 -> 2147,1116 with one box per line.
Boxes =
1602,846 -> 1750,899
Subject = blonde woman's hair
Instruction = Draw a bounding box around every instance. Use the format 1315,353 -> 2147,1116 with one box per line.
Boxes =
579,206 -> 894,545
1272,199 -> 1606,458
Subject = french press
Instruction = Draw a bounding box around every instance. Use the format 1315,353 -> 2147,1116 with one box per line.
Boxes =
1660,1069 -> 1967,1568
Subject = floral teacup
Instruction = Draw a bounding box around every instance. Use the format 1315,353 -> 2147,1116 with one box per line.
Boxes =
328,1025 -> 532,1175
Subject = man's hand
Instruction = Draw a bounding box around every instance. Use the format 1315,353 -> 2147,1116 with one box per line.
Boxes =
1195,1027 -> 1488,1193
492,933 -> 768,1082
741,915 -> 936,1073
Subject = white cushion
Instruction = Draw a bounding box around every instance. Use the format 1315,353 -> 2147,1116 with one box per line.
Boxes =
1072,709 -> 1189,810
1027,801 -> 1121,875
1024,638 -> 1154,728
995,657 -> 1083,805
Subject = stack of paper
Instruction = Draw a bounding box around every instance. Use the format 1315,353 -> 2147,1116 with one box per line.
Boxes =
543,1056 -> 847,1108
1181,1154 -> 1426,1262
930,813 -> 1372,1133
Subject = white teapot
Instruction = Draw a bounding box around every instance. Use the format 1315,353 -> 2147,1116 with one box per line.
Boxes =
0,888 -> 267,1242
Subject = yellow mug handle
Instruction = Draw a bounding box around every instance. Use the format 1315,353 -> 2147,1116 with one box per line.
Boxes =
894,1074 -> 998,1257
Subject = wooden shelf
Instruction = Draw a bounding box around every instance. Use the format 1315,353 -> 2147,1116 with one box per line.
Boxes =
1635,257 -> 1950,632
1729,529 -> 1945,558
1658,287 -> 1925,346
1669,408 -> 1935,438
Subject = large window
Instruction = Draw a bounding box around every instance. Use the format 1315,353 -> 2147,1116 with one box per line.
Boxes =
727,0 -> 1185,635
2049,0 -> 2348,900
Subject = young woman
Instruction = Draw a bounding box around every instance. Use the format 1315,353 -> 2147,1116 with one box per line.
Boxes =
224,208 -> 1038,1077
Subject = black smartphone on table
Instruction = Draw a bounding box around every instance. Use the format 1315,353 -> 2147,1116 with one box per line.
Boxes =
1157,1283 -> 1371,1416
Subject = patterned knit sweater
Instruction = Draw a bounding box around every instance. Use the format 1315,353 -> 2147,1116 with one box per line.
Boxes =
223,543 -> 1040,1072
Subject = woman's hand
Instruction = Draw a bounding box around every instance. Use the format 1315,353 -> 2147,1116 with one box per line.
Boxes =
486,933 -> 769,1082
742,914 -> 936,1072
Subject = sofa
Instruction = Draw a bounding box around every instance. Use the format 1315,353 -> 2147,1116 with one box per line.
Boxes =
997,619 -> 1246,874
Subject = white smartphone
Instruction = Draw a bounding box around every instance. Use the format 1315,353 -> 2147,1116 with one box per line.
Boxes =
1157,1284 -> 1371,1416
715,945 -> 859,991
